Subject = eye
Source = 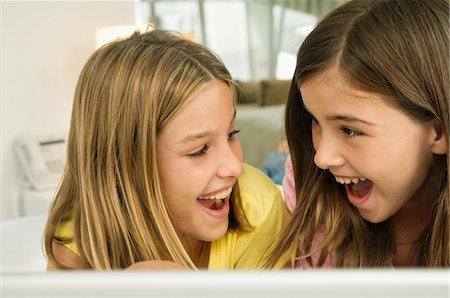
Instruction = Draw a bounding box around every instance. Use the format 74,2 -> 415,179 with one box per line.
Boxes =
228,129 -> 241,140
187,145 -> 209,158
341,127 -> 362,138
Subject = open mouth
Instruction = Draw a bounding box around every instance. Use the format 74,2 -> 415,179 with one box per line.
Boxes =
335,176 -> 372,196
335,176 -> 373,206
348,179 -> 373,197
346,180 -> 373,208
197,198 -> 226,210
197,186 -> 233,211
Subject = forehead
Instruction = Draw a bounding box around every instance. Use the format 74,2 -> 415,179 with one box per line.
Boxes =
158,81 -> 235,142
298,68 -> 420,129
300,68 -> 386,109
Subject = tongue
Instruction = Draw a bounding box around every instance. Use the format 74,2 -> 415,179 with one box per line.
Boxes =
355,180 -> 373,197
198,198 -> 215,209
198,198 -> 224,210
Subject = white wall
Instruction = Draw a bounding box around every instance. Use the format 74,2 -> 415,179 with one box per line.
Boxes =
1,1 -> 137,221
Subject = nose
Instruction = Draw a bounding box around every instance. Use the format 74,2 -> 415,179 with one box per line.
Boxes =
217,141 -> 243,179
313,132 -> 346,170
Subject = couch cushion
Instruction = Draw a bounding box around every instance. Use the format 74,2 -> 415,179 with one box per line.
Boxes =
236,81 -> 262,105
235,104 -> 285,168
260,79 -> 291,106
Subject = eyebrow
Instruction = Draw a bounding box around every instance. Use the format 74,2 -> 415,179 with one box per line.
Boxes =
180,109 -> 237,144
303,104 -> 375,126
181,132 -> 211,144
326,114 -> 376,126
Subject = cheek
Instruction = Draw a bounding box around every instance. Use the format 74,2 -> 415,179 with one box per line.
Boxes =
158,172 -> 176,205
156,155 -> 189,206
157,158 -> 174,192
160,174 -> 192,223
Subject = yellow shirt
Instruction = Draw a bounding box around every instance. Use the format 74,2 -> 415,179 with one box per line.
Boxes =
55,163 -> 287,269
209,163 -> 287,269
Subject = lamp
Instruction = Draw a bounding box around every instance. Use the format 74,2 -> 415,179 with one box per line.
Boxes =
95,24 -> 154,49
95,23 -> 196,49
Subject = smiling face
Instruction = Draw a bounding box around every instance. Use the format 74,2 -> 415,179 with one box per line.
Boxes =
301,68 -> 441,223
156,80 -> 243,246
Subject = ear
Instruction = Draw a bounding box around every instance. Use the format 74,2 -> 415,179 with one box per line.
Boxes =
430,120 -> 448,155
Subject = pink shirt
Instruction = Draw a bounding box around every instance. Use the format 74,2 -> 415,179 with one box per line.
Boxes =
283,156 -> 332,268
282,156 -> 296,213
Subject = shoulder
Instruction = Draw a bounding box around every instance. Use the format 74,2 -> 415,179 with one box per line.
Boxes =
47,242 -> 89,270
237,163 -> 285,223
295,231 -> 335,269
238,163 -> 282,204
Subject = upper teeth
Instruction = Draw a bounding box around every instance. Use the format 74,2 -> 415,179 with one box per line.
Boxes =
335,176 -> 366,184
198,187 -> 233,200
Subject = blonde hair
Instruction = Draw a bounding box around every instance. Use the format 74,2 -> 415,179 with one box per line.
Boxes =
266,0 -> 449,267
44,29 -> 250,269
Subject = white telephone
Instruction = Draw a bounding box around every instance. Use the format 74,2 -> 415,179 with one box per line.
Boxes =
14,134 -> 67,190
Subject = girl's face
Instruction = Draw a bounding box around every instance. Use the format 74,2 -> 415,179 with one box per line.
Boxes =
301,68 -> 443,223
157,80 -> 243,246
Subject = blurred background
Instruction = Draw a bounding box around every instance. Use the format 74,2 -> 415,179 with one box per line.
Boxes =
0,0 -> 347,221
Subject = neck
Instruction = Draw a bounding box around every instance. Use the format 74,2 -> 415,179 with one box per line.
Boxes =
183,238 -> 211,268
390,199 -> 431,267
392,174 -> 435,243
391,207 -> 430,239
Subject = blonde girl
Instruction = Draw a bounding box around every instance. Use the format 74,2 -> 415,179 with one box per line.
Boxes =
44,29 -> 286,270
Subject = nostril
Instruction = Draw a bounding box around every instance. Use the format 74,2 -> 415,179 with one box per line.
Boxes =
313,145 -> 345,170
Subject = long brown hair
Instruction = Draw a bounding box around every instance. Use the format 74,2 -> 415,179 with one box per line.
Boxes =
44,29 -> 250,269
266,0 -> 449,267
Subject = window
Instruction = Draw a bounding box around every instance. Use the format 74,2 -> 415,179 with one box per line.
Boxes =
141,0 -> 347,80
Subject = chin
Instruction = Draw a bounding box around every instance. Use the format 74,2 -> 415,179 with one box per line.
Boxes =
359,210 -> 387,224
201,222 -> 229,242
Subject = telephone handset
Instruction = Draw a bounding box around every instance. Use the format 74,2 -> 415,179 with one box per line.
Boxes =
14,134 -> 67,190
